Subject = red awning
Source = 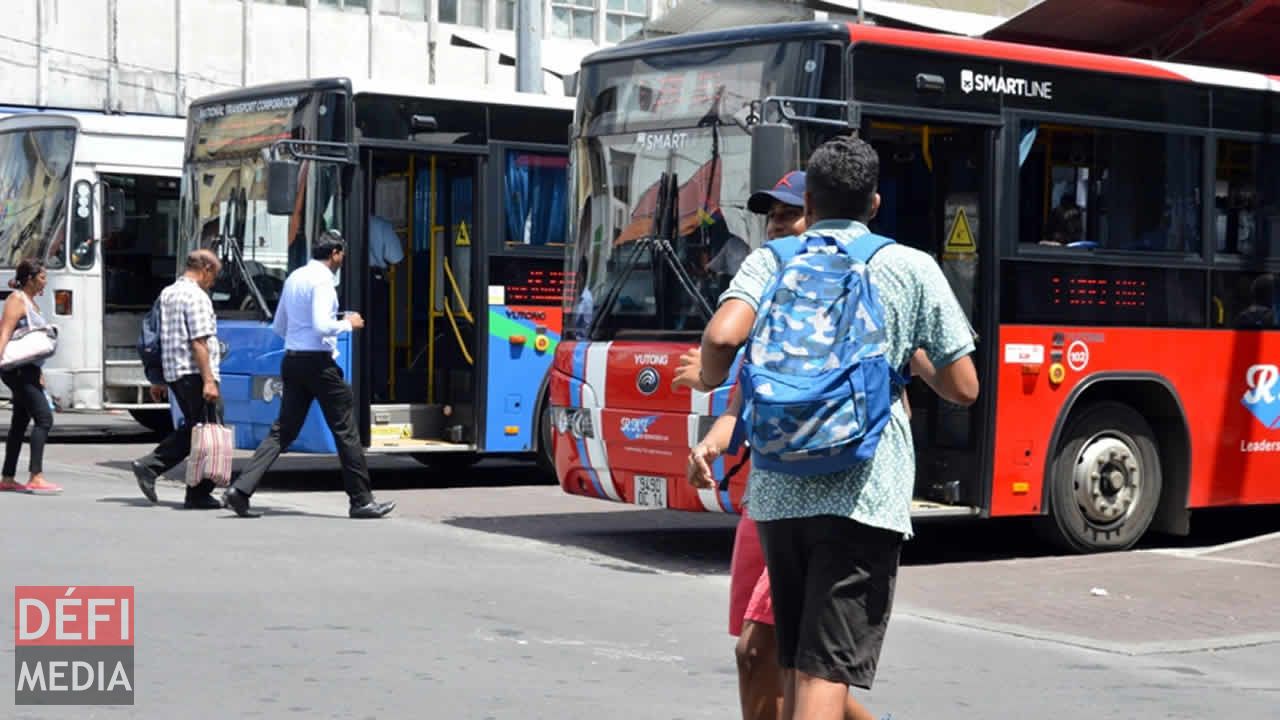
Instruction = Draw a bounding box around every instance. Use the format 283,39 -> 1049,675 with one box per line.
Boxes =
983,0 -> 1280,75
615,157 -> 723,245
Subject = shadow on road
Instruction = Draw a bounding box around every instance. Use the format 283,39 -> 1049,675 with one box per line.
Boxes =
95,493 -> 340,520
449,510 -> 739,576
46,425 -> 161,445
94,457 -> 556,493
447,505 -> 1280,576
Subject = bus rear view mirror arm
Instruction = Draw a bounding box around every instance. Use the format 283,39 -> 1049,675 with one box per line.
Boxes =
265,139 -> 357,216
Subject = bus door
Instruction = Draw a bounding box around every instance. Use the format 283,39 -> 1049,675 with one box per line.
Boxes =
365,148 -> 481,450
98,172 -> 180,425
482,143 -> 570,456
862,118 -> 994,507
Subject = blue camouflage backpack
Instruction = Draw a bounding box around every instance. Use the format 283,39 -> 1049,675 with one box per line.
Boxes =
727,229 -> 904,476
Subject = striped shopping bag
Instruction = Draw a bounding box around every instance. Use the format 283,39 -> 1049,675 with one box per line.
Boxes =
186,410 -> 234,488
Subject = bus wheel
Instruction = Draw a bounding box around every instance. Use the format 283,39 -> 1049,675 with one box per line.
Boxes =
535,398 -> 554,480
129,409 -> 173,434
1042,402 -> 1162,554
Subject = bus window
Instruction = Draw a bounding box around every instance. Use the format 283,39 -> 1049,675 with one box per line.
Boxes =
0,127 -> 75,268
503,151 -> 568,247
1018,121 -> 1203,254
1212,270 -> 1279,330
1215,139 -> 1279,259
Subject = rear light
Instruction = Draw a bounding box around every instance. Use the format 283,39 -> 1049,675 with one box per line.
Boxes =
54,290 -> 72,315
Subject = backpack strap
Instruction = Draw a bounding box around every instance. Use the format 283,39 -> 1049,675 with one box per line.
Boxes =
846,232 -> 896,264
763,235 -> 807,265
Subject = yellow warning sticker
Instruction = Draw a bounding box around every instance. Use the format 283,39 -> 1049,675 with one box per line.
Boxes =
944,207 -> 976,255
456,220 -> 471,247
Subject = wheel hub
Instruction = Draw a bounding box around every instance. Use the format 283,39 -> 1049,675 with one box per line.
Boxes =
1072,435 -> 1142,525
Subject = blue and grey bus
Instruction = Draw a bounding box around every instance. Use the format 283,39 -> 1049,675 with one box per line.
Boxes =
178,78 -> 574,471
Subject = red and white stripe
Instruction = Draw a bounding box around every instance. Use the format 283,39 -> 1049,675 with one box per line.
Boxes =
581,342 -> 621,501
686,388 -> 723,512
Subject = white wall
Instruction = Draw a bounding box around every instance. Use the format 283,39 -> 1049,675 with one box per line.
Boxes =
371,14 -> 432,88
0,0 -> 41,106
0,0 -> 614,117
250,3 -> 309,85
117,0 -> 181,114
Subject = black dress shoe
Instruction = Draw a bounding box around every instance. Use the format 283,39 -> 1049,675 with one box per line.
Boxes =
132,461 -> 158,503
222,487 -> 262,518
349,500 -> 396,519
183,493 -> 223,510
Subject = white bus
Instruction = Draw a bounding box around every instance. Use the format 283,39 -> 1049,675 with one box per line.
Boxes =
0,110 -> 186,431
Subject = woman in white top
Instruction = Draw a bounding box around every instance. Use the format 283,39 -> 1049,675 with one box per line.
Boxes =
0,259 -> 60,494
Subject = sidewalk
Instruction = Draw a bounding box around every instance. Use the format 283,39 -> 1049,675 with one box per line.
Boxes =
895,532 -> 1280,655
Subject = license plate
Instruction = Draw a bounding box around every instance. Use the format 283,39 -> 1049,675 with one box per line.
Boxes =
633,475 -> 667,509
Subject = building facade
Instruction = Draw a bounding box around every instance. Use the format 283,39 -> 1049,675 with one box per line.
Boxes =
1,0 -> 670,116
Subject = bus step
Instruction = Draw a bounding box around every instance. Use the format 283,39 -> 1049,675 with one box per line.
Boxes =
368,438 -> 474,454
370,403 -> 445,441
909,499 -> 980,519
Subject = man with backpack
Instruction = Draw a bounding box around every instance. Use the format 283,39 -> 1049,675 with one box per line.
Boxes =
684,135 -> 978,719
132,248 -> 225,509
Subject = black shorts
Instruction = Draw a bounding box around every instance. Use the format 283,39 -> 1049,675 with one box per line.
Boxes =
756,515 -> 903,690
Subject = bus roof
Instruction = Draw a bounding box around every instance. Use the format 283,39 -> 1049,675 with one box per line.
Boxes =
580,21 -> 850,66
0,110 -> 186,139
0,111 -> 185,174
187,77 -> 575,113
351,78 -> 576,112
844,23 -> 1280,94
581,20 -> 1280,95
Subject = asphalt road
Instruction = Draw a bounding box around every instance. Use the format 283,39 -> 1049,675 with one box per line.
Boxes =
1,428 -> 1278,719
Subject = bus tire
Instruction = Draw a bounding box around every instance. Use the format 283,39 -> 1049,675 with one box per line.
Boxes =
535,396 -> 554,480
129,409 -> 173,434
1041,401 -> 1162,553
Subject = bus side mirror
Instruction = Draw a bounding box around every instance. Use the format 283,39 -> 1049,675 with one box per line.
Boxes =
750,122 -> 799,196
105,187 -> 127,234
267,160 -> 300,215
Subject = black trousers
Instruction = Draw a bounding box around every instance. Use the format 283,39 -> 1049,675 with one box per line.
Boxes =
2,364 -> 52,476
232,351 -> 374,507
139,373 -> 221,499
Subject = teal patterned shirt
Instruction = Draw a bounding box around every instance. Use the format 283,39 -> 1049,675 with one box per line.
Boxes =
718,220 -> 976,538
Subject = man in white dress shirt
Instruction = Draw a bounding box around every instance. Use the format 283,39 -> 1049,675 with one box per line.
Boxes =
223,230 -> 395,519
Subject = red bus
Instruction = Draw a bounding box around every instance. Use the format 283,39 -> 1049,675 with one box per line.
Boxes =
549,21 -> 1280,553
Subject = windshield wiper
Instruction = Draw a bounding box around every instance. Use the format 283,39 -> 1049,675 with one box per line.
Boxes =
587,172 -> 714,339
217,187 -> 274,322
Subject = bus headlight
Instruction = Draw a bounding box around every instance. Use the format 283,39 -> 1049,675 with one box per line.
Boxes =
551,408 -> 570,434
570,409 -> 595,439
550,408 -> 594,439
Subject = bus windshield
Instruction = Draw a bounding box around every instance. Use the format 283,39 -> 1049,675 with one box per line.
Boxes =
565,39 -> 841,339
0,126 -> 75,269
180,90 -> 347,319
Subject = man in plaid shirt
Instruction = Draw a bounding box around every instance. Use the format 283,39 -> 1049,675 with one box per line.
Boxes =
132,249 -> 225,509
